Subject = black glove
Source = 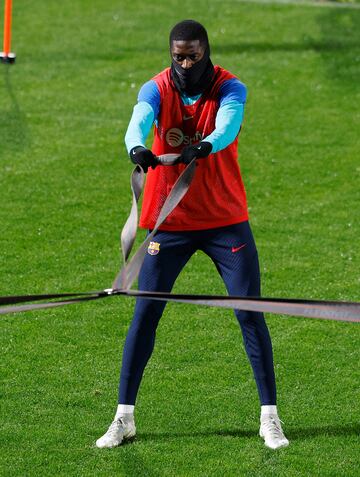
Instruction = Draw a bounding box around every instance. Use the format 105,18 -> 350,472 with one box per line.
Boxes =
129,146 -> 157,173
178,141 -> 213,165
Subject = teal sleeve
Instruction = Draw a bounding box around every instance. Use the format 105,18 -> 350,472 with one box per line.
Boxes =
203,101 -> 244,154
124,101 -> 155,153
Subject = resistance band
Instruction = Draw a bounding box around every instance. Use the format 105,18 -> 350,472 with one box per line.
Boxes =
0,157 -> 359,322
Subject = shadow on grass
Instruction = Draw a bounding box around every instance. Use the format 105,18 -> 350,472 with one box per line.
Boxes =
29,35 -> 359,63
319,9 -> 360,85
213,39 -> 359,54
116,439 -> 163,477
138,427 -> 257,441
0,65 -> 29,157
137,422 -> 359,442
289,422 -> 360,440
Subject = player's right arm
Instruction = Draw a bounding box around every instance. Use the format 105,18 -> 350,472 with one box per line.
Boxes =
124,81 -> 161,172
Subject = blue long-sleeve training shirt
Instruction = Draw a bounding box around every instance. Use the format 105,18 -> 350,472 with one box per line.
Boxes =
125,77 -> 247,154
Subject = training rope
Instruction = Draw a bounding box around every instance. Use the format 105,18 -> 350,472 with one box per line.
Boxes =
0,155 -> 359,322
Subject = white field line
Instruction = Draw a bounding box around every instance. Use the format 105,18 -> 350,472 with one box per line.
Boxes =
231,0 -> 360,9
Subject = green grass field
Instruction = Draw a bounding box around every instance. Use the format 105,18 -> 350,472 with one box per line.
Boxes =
1,1 -> 359,475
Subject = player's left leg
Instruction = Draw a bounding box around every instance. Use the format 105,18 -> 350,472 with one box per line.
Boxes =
200,221 -> 289,449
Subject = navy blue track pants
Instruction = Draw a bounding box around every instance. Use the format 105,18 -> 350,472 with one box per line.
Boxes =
118,221 -> 276,406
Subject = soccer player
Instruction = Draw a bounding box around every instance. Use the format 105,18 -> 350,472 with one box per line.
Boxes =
96,20 -> 289,450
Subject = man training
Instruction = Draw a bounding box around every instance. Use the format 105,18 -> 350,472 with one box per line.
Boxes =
96,19 -> 289,450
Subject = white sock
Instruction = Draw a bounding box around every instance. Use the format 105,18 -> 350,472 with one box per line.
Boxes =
261,405 -> 278,418
115,404 -> 135,420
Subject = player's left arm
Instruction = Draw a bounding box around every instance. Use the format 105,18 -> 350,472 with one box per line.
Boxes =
179,78 -> 246,164
203,78 -> 247,153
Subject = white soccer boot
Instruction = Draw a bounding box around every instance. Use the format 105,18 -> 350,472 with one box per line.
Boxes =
259,414 -> 289,450
96,416 -> 136,448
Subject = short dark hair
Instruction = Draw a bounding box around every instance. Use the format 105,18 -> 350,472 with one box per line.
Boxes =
169,20 -> 209,48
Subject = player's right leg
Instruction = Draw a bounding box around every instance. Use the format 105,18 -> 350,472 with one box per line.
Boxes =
96,230 -> 195,448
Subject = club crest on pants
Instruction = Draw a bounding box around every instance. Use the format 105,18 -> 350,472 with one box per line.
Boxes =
148,241 -> 160,255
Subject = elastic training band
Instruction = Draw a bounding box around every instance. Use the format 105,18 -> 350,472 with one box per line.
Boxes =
0,156 -> 359,323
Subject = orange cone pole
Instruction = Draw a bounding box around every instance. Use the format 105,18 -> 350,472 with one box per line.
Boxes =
3,0 -> 12,54
1,0 -> 16,63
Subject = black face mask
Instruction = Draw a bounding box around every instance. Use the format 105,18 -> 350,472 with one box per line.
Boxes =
170,46 -> 215,96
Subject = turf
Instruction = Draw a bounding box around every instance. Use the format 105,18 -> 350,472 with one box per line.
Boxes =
1,0 -> 359,476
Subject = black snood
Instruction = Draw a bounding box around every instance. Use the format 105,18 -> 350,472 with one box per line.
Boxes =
170,45 -> 214,96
